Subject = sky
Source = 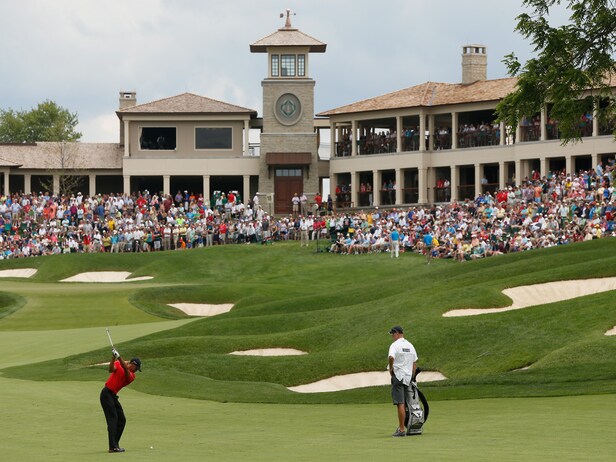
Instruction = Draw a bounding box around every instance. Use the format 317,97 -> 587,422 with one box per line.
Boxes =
0,0 -> 571,143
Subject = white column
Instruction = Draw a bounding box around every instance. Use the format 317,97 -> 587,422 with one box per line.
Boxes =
89,174 -> 96,196
452,112 -> 459,149
428,114 -> 435,151
499,161 -> 506,190
2,170 -> 8,196
419,112 -> 426,152
351,171 -> 359,207
351,120 -> 358,156
591,153 -> 598,170
243,175 -> 250,202
540,107 -> 547,141
123,175 -> 131,195
163,175 -> 170,196
475,164 -> 481,198
418,168 -> 427,204
566,156 -> 573,176
514,160 -> 521,186
500,121 -> 506,145
593,106 -> 599,137
243,119 -> 250,156
24,173 -> 31,194
396,116 -> 402,153
515,123 -> 521,145
540,157 -> 548,178
203,175 -> 211,205
330,123 -> 336,157
123,120 -> 130,157
53,174 -> 60,195
450,166 -> 458,202
395,168 -> 402,204
373,170 -> 381,206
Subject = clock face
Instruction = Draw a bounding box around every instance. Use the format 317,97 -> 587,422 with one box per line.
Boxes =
275,93 -> 302,126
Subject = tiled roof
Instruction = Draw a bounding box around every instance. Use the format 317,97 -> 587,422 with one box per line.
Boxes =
318,78 -> 519,116
250,28 -> 326,53
117,92 -> 257,116
0,142 -> 123,170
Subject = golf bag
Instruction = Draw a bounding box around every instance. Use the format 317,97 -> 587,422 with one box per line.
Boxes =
404,369 -> 429,435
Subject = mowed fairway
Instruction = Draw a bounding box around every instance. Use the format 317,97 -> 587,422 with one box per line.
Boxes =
1,240 -> 616,460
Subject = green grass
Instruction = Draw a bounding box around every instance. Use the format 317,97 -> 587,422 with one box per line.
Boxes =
3,240 -> 616,402
2,239 -> 616,459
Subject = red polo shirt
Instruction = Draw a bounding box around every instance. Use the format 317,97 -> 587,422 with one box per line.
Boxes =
105,360 -> 135,394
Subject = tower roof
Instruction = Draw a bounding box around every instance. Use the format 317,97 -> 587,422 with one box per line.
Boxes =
250,10 -> 326,53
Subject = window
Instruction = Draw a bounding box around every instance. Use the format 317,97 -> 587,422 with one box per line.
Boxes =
195,127 -> 232,150
271,54 -> 279,77
140,127 -> 176,150
275,168 -> 302,177
297,54 -> 305,76
281,55 -> 296,77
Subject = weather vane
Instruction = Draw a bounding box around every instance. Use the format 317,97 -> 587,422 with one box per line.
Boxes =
280,8 -> 296,29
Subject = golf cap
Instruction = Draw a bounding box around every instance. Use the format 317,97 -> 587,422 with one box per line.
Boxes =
389,326 -> 404,334
130,358 -> 142,372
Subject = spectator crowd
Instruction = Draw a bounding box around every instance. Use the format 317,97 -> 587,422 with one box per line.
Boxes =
0,164 -> 614,261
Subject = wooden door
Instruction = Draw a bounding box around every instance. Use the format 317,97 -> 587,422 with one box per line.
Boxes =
274,169 -> 303,215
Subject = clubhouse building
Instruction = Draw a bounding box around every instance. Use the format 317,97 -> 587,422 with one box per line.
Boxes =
1,13 -> 615,214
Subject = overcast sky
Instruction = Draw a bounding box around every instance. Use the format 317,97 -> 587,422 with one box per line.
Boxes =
0,0 -> 570,143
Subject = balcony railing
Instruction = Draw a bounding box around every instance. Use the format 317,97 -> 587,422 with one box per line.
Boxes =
358,138 -> 397,155
520,125 -> 541,142
457,130 -> 500,148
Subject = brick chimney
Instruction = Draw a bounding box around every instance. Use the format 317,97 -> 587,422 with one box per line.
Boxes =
461,45 -> 487,84
119,91 -> 136,146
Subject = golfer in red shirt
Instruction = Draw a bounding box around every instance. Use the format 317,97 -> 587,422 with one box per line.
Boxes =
100,350 -> 141,453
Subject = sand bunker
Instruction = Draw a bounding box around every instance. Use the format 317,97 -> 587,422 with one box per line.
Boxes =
443,277 -> 616,317
0,268 -> 37,278
288,370 -> 447,393
60,271 -> 153,283
605,327 -> 616,336
229,348 -> 307,356
169,303 -> 234,317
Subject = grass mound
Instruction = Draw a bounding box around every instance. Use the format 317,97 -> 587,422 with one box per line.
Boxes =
2,239 -> 616,404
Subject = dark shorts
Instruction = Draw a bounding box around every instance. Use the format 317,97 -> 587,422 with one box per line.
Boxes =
391,375 -> 411,405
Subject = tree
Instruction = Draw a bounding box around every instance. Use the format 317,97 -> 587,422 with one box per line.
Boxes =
497,0 -> 616,143
0,100 -> 81,143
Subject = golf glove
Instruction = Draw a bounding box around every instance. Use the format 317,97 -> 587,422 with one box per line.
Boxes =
112,348 -> 120,359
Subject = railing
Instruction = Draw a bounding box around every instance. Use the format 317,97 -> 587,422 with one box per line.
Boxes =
402,134 -> 421,151
358,191 -> 372,207
379,189 -> 396,206
520,125 -> 541,142
334,141 -> 352,157
433,187 -> 451,202
358,138 -> 397,155
481,182 -> 499,194
599,121 -> 616,136
402,187 -> 418,204
458,130 -> 501,148
335,193 -> 353,209
434,134 -> 452,150
458,185 -> 475,201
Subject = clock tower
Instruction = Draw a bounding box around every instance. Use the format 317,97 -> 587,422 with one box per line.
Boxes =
251,10 -> 326,214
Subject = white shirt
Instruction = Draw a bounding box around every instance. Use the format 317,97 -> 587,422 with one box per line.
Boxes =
388,337 -> 417,385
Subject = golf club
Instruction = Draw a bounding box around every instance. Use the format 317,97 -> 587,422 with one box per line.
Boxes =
106,327 -> 115,349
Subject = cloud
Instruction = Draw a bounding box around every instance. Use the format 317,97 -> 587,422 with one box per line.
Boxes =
0,0 -> 572,142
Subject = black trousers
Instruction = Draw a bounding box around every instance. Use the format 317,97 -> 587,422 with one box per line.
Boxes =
100,387 -> 126,450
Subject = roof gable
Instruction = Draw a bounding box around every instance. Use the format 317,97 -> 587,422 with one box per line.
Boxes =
117,92 -> 257,116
